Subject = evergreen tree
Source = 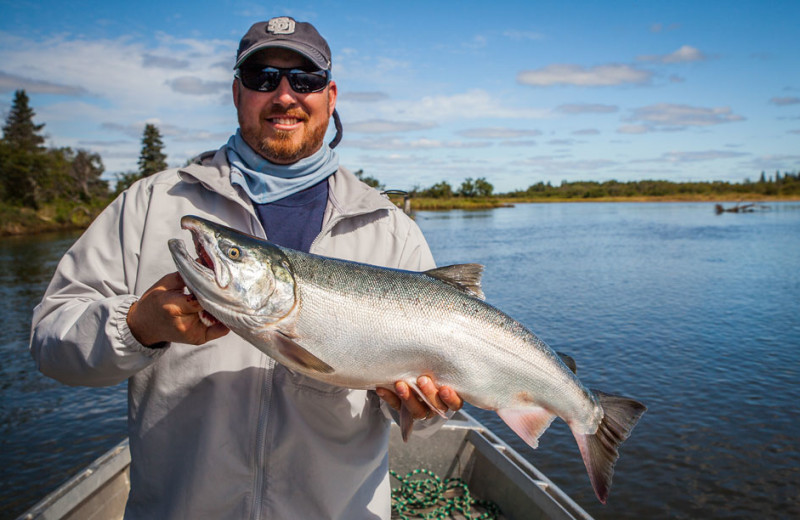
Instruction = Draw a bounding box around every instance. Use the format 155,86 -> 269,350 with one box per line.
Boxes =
1,90 -> 47,206
2,90 -> 45,152
137,123 -> 167,177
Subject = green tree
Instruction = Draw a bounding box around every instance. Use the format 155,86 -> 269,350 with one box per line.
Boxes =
1,90 -> 48,207
138,123 -> 168,177
474,177 -> 494,197
458,178 -> 477,197
419,181 -> 453,198
2,90 -> 45,152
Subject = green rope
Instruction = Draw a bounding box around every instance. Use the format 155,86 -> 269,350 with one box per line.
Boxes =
390,468 -> 501,520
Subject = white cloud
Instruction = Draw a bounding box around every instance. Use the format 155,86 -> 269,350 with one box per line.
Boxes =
456,127 -> 542,139
638,45 -> 707,63
0,30 -> 237,174
0,31 -> 234,109
347,119 -> 437,133
516,155 -> 617,173
617,124 -> 649,134
659,150 -> 749,163
167,76 -> 230,96
503,30 -> 545,41
142,54 -> 190,69
517,64 -> 652,87
398,90 -> 549,120
344,136 -> 492,150
556,103 -> 618,114
769,96 -> 800,106
624,103 -> 745,130
338,91 -> 390,102
0,70 -> 88,95
572,128 -> 600,135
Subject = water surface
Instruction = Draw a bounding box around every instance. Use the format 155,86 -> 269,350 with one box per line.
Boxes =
416,202 -> 800,519
2,202 -> 799,519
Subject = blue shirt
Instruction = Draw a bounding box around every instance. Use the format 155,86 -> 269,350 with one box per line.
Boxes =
254,179 -> 329,253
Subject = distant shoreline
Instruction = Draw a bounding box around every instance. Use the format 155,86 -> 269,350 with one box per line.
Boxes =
397,194 -> 800,211
2,194 -> 799,237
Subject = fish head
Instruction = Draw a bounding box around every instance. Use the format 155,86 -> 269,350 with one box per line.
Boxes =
168,215 -> 296,331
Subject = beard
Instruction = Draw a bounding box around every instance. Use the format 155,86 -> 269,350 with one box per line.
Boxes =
237,93 -> 331,164
256,121 -> 328,163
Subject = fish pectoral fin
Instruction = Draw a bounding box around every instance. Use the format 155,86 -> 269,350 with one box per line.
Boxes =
497,407 -> 557,449
272,332 -> 334,374
424,264 -> 485,300
399,403 -> 415,442
405,378 -> 448,419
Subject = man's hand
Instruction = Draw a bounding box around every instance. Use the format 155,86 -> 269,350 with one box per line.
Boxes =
126,272 -> 229,347
376,376 -> 463,420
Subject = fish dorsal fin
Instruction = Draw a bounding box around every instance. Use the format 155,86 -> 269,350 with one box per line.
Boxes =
424,263 -> 485,300
557,352 -> 577,374
272,332 -> 334,374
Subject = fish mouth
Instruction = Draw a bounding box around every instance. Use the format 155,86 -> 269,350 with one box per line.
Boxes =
167,218 -> 227,327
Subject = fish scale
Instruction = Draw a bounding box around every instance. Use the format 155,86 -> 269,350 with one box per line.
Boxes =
168,215 -> 646,504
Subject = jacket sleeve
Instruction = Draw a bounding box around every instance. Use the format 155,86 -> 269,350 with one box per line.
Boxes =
29,182 -> 167,387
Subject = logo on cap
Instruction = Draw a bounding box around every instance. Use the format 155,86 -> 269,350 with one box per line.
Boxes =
267,17 -> 296,35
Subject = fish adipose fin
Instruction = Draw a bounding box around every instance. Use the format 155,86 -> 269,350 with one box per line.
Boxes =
272,332 -> 334,374
424,264 -> 485,300
497,407 -> 557,449
573,391 -> 647,504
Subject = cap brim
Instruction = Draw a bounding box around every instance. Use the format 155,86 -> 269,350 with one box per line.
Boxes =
234,41 -> 329,70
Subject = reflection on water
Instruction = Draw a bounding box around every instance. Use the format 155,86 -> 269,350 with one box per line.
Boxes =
2,202 -> 799,519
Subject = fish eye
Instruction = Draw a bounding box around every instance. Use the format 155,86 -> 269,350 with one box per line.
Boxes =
228,247 -> 241,259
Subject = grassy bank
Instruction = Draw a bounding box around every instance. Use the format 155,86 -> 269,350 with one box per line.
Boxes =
0,200 -> 109,236
392,192 -> 800,211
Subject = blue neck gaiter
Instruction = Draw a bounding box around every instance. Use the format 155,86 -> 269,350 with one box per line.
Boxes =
226,130 -> 339,204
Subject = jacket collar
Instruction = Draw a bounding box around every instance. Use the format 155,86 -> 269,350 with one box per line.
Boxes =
179,146 -> 396,221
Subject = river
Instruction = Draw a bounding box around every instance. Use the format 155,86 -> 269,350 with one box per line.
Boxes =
1,202 -> 799,519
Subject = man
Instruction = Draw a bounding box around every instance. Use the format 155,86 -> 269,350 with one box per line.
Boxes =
30,17 -> 461,519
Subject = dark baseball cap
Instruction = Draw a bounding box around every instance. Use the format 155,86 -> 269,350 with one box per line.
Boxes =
235,17 -> 332,71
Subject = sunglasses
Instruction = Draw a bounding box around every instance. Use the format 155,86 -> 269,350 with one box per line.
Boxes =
235,66 -> 331,94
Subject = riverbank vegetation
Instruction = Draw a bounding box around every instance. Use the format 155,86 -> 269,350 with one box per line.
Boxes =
2,89 -> 798,234
0,90 -> 168,236
393,174 -> 800,210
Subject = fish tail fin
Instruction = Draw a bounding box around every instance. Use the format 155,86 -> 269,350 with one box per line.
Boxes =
573,391 -> 647,504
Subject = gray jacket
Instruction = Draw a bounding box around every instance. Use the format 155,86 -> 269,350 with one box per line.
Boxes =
30,148 -> 437,519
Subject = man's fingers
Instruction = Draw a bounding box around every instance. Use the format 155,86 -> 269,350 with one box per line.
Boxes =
439,385 -> 463,411
156,271 -> 187,290
417,376 -> 446,413
375,388 -> 401,411
204,323 -> 230,342
394,381 -> 429,420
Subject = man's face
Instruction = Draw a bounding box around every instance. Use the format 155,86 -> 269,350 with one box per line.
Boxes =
233,48 -> 337,164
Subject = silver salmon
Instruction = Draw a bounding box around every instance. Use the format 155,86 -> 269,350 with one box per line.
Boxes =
168,215 -> 646,503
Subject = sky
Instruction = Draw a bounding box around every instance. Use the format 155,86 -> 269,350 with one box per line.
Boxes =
1,0 -> 798,193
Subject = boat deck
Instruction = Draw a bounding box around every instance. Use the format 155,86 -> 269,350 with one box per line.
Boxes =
19,411 -> 592,520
